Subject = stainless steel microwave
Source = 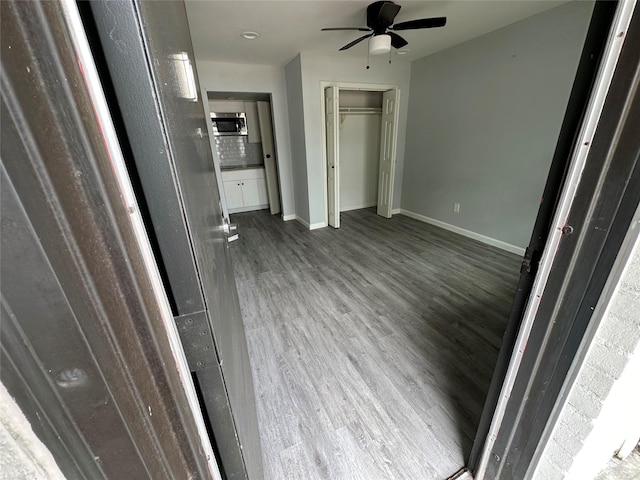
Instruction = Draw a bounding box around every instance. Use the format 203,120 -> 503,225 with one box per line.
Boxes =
210,112 -> 248,136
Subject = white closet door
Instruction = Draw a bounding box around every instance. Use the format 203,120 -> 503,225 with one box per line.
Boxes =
377,89 -> 399,218
325,86 -> 340,228
245,101 -> 261,144
257,101 -> 281,215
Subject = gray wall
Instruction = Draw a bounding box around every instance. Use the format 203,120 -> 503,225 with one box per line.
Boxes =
401,1 -> 594,249
285,54 -> 310,223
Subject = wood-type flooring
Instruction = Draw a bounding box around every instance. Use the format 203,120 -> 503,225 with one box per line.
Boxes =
230,208 -> 521,480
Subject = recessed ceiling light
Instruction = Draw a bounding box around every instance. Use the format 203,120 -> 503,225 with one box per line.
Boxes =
241,31 -> 260,40
396,49 -> 410,55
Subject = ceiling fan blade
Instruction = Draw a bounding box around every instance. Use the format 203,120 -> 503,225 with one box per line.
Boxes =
388,32 -> 408,49
321,27 -> 371,32
391,16 -> 447,31
339,33 -> 373,51
378,2 -> 402,25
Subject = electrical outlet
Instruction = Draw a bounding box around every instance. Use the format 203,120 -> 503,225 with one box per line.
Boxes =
454,202 -> 461,213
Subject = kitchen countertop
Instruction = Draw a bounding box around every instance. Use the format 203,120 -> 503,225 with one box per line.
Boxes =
220,166 -> 264,172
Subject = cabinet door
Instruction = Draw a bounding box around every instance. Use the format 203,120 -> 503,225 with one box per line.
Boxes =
244,102 -> 261,144
223,180 -> 244,209
209,100 -> 245,113
241,178 -> 261,206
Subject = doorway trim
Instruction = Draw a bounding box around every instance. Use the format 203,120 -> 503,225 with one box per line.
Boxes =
471,1 -> 637,478
320,81 -> 400,227
201,90 -> 284,222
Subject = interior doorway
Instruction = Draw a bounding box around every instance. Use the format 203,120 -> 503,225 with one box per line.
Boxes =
204,91 -> 282,220
322,83 -> 400,228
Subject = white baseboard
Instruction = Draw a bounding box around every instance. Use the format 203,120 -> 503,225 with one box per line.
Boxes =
282,214 -> 296,221
228,204 -> 269,214
295,216 -> 327,230
340,203 -> 376,212
295,216 -> 310,229
309,222 -> 327,230
391,208 -> 401,215
399,209 -> 525,256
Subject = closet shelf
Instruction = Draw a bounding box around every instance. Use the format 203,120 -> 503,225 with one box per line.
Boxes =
338,107 -> 382,115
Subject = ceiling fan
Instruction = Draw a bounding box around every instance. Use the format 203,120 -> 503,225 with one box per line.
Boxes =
321,1 -> 446,55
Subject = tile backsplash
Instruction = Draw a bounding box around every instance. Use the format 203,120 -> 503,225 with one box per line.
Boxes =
215,136 -> 264,169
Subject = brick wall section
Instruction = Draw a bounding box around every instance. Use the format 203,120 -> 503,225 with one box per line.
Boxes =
215,136 -> 263,169
533,221 -> 640,480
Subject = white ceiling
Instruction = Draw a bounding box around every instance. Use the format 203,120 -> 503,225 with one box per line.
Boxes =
185,1 -> 566,66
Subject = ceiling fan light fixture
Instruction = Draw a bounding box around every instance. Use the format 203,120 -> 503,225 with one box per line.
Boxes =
369,34 -> 391,55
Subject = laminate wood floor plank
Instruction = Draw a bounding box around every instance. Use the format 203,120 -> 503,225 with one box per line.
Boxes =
341,334 -> 461,471
230,208 -> 521,479
245,328 -> 302,454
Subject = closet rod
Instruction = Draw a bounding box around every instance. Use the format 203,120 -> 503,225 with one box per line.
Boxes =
338,107 -> 382,114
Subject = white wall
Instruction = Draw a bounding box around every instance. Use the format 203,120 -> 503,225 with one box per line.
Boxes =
339,90 -> 383,108
339,114 -> 381,212
284,54 -> 310,223
195,60 -> 295,218
0,382 -> 65,480
401,2 -> 594,249
298,52 -> 412,226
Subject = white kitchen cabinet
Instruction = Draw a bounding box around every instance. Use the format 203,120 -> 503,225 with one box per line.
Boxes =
244,102 -> 261,144
223,181 -> 244,210
240,178 -> 261,206
221,168 -> 269,213
209,100 -> 245,113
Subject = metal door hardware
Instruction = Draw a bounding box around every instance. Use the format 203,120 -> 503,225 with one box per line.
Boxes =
223,218 -> 239,243
174,311 -> 217,371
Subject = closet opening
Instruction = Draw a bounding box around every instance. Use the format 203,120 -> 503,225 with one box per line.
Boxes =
322,83 -> 400,228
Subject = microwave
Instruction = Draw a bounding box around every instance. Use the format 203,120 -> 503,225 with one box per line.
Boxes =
210,112 -> 248,136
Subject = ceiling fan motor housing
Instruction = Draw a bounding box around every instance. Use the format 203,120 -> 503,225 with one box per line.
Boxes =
367,1 -> 401,34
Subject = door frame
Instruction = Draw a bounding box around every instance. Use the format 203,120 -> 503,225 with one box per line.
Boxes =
2,0 -> 221,478
201,90 -> 283,222
320,81 -> 400,227
471,1 -> 637,478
